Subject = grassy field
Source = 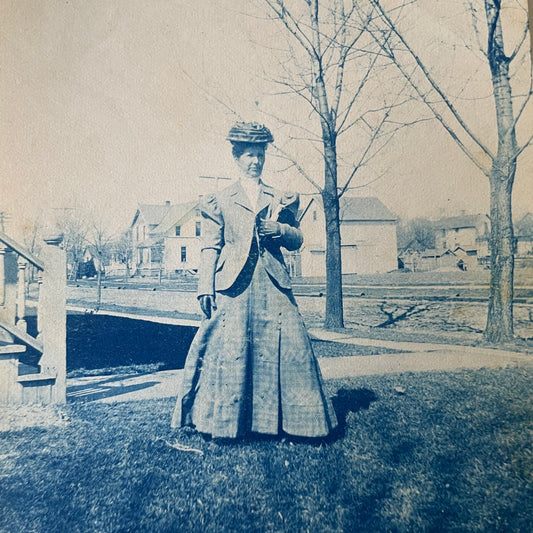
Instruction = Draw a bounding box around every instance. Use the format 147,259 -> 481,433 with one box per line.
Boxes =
1,367 -> 532,532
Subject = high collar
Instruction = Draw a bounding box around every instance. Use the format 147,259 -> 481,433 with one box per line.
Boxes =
229,180 -> 274,214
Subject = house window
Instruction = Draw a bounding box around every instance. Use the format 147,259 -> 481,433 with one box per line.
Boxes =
195,221 -> 201,236
181,246 -> 187,262
313,210 -> 317,221
175,225 -> 181,236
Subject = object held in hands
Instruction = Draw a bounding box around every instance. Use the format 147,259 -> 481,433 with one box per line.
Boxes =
257,219 -> 281,238
198,294 -> 216,319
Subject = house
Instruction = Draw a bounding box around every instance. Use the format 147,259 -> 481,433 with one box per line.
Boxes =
151,201 -> 201,275
475,212 -> 533,268
397,237 -> 431,272
130,200 -> 201,276
294,196 -> 398,277
515,213 -> 533,261
434,214 -> 490,255
131,202 -> 173,274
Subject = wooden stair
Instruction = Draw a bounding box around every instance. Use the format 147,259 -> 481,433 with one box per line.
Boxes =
0,229 -> 66,407
0,341 -> 57,405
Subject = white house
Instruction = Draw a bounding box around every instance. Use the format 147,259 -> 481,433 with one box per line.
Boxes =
152,201 -> 201,275
131,202 -> 172,275
434,214 -> 490,253
477,212 -> 533,268
295,196 -> 398,277
130,200 -> 201,276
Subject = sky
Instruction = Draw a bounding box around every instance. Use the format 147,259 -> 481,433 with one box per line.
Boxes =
1,0 -> 532,239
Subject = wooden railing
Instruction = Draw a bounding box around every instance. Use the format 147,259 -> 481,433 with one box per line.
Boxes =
0,230 -> 66,405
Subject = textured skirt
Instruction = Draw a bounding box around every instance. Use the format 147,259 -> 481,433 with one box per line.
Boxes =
171,249 -> 338,438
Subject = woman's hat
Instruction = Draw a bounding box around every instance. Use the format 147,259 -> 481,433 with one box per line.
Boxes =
226,121 -> 274,143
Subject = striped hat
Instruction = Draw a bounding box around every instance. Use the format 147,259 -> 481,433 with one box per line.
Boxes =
226,121 -> 274,143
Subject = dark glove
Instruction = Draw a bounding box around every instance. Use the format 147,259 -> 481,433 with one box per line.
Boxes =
198,294 -> 217,319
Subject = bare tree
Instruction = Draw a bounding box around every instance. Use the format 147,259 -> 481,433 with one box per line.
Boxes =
55,209 -> 89,281
86,220 -> 113,310
259,0 -> 415,328
397,217 -> 436,251
111,230 -> 133,281
367,0 -> 532,342
21,216 -> 43,287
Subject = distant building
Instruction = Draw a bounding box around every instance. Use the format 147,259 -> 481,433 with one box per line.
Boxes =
131,202 -> 172,275
474,212 -> 533,268
130,200 -> 201,276
152,201 -> 201,275
515,213 -> 533,262
397,213 -> 491,271
434,213 -> 490,254
294,196 -> 398,277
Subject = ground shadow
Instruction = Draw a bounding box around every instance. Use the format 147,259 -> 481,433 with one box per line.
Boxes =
23,314 -> 196,372
67,380 -> 160,403
328,387 -> 378,440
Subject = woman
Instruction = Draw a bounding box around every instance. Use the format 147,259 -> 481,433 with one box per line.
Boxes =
171,121 -> 337,439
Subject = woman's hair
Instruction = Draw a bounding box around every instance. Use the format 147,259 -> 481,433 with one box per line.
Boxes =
231,142 -> 267,159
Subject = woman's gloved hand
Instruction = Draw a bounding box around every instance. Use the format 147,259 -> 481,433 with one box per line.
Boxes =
198,294 -> 217,319
258,219 -> 281,238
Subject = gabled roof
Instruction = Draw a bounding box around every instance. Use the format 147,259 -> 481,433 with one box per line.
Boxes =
300,196 -> 396,222
131,204 -> 173,228
137,236 -> 164,248
515,212 -> 533,237
421,248 -> 456,258
398,237 -> 428,252
340,196 -> 397,222
153,201 -> 198,234
434,214 -> 488,231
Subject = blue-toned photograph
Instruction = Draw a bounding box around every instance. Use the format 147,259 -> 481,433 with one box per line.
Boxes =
1,1 -> 532,532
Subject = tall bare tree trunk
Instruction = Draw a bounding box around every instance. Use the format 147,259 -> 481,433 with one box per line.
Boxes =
484,0 -> 518,342
485,172 -> 514,341
322,135 -> 344,329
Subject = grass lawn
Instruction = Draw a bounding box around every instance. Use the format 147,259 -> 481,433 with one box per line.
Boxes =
1,367 -> 532,533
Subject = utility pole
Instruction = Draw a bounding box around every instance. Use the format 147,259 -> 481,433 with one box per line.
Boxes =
198,175 -> 232,193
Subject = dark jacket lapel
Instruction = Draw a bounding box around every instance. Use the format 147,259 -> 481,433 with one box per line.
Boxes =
257,185 -> 275,216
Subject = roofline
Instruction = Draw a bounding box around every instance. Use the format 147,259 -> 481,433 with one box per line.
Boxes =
341,217 -> 397,223
152,201 -> 199,234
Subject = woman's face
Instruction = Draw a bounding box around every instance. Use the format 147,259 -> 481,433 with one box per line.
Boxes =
235,145 -> 266,179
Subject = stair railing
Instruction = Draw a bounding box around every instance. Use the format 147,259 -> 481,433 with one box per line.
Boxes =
0,230 -> 66,404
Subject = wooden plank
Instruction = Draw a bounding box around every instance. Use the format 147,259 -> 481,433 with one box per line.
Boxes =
0,343 -> 25,354
0,319 -> 43,353
0,230 -> 45,270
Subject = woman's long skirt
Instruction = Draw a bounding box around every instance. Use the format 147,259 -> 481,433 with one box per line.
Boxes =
171,248 -> 338,438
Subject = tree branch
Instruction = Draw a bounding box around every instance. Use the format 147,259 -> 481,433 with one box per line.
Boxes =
370,0 -> 495,161
270,144 -> 323,192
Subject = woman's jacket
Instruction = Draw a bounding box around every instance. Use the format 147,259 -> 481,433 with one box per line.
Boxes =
197,180 -> 303,296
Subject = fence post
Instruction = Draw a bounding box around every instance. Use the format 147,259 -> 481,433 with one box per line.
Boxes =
0,243 -> 6,306
16,257 -> 27,332
38,234 -> 67,404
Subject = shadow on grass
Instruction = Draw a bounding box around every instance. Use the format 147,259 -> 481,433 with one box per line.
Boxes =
178,387 -> 379,447
329,387 -> 378,440
67,378 -> 161,402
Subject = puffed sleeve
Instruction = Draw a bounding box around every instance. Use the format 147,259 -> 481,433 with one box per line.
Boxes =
276,192 -> 303,251
199,193 -> 224,251
197,194 -> 224,297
